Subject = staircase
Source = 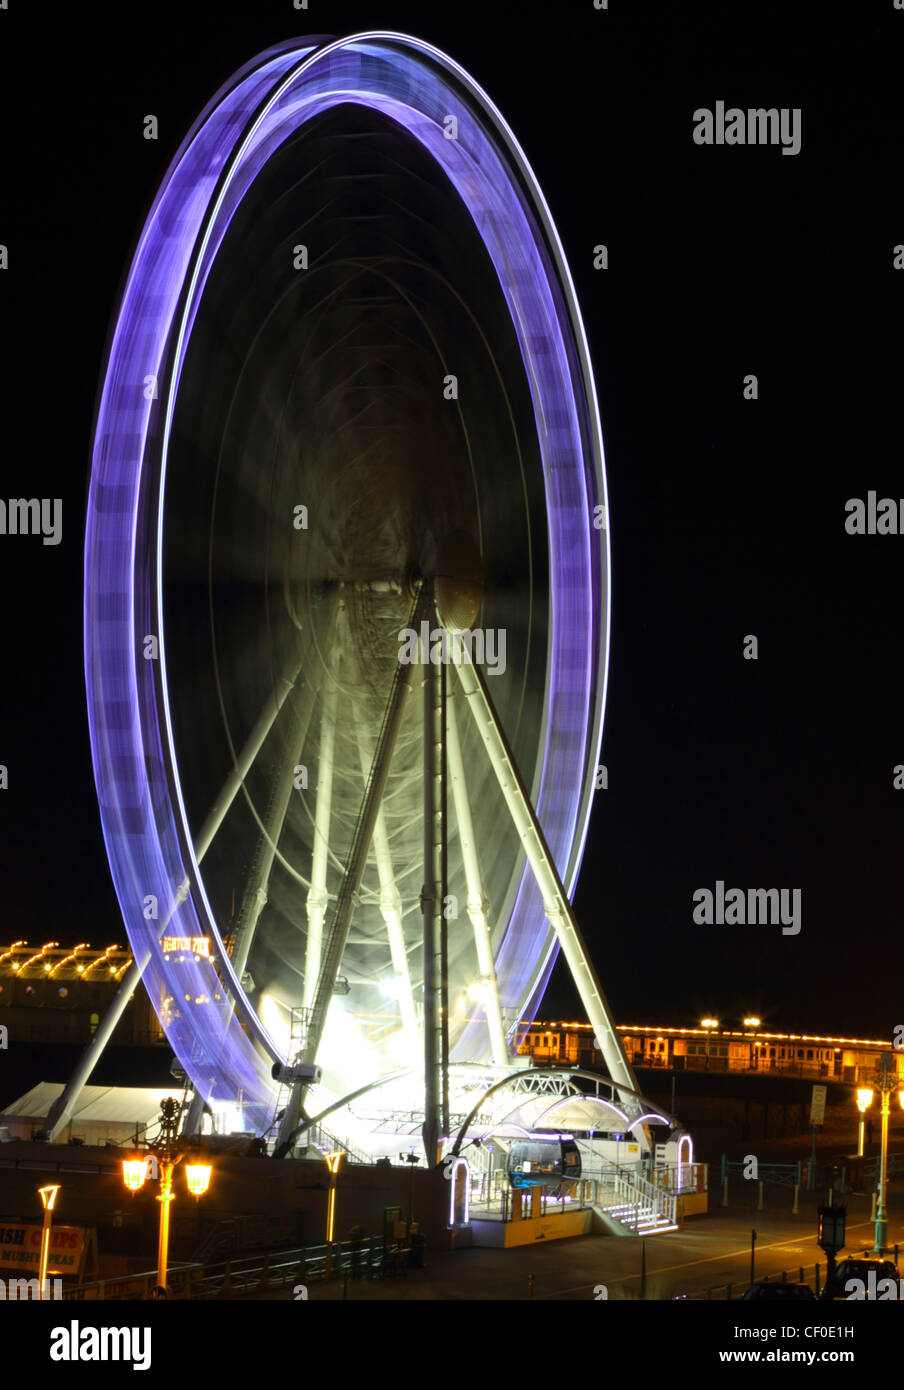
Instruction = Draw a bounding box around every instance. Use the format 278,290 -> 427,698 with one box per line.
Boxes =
589,1166 -> 678,1236
303,1122 -> 370,1166
595,1197 -> 678,1236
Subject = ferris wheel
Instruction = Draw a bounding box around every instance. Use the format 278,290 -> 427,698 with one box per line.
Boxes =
73,32 -> 647,1157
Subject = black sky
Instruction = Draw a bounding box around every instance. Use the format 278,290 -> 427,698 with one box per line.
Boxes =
0,0 -> 901,1040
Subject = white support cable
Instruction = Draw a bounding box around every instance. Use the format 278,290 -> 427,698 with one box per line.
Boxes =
354,724 -> 418,1046
195,651 -> 304,864
446,686 -> 509,1066
231,672 -> 322,985
303,667 -> 339,1012
451,654 -> 649,1147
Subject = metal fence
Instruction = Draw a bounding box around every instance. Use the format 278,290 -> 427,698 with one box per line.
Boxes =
679,1245 -> 901,1300
60,1236 -> 407,1301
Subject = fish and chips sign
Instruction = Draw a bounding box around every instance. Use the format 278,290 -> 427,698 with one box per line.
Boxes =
0,1223 -> 94,1281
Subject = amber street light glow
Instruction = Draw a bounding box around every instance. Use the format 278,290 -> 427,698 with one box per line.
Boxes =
122,1160 -> 148,1192
855,1088 -> 874,1157
184,1164 -> 212,1197
324,1151 -> 344,1276
37,1185 -> 61,1299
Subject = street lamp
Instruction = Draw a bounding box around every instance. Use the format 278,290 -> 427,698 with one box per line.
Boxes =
817,1203 -> 846,1297
858,1054 -> 903,1255
400,1150 -> 420,1233
323,1151 -> 343,1278
855,1088 -> 873,1158
37,1185 -> 60,1300
121,1097 -> 212,1296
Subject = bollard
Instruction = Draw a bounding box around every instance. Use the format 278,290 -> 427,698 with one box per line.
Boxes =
799,1267 -> 805,1284
781,1269 -> 787,1283
757,1181 -> 764,1212
792,1184 -> 799,1215
722,1176 -> 729,1208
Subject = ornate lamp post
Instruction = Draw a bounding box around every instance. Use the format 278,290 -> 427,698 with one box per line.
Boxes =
864,1053 -> 904,1256
122,1097 -> 212,1296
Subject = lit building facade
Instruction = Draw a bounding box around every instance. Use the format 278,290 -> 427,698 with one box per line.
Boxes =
518,1020 -> 904,1085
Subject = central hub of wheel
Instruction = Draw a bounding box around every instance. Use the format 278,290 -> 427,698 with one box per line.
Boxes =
434,529 -> 484,632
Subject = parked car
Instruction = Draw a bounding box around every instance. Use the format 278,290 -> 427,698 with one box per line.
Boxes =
741,1281 -> 815,1300
823,1257 -> 900,1300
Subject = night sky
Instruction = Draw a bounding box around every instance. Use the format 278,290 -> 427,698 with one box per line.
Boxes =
0,0 -> 901,1043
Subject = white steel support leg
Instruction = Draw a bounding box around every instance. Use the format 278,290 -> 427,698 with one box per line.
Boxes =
286,591 -> 425,1079
446,688 -> 508,1065
303,670 -> 339,1012
43,882 -> 190,1140
354,725 -> 418,1045
273,646 -> 418,1157
421,625 -> 444,1168
45,649 -> 308,1142
452,655 -> 647,1141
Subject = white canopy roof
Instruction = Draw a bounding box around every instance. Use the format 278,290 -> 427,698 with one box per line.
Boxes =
0,1083 -> 170,1125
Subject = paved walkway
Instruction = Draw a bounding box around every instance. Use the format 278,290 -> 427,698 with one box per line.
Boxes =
249,1186 -> 903,1301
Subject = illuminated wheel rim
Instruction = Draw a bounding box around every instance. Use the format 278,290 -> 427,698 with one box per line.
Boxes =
85,33 -> 610,1133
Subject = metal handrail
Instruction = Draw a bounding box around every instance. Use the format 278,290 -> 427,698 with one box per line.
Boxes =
62,1262 -> 203,1301
61,1237 -> 398,1300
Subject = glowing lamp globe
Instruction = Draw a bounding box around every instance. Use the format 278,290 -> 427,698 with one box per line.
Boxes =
122,1160 -> 147,1193
184,1164 -> 212,1196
